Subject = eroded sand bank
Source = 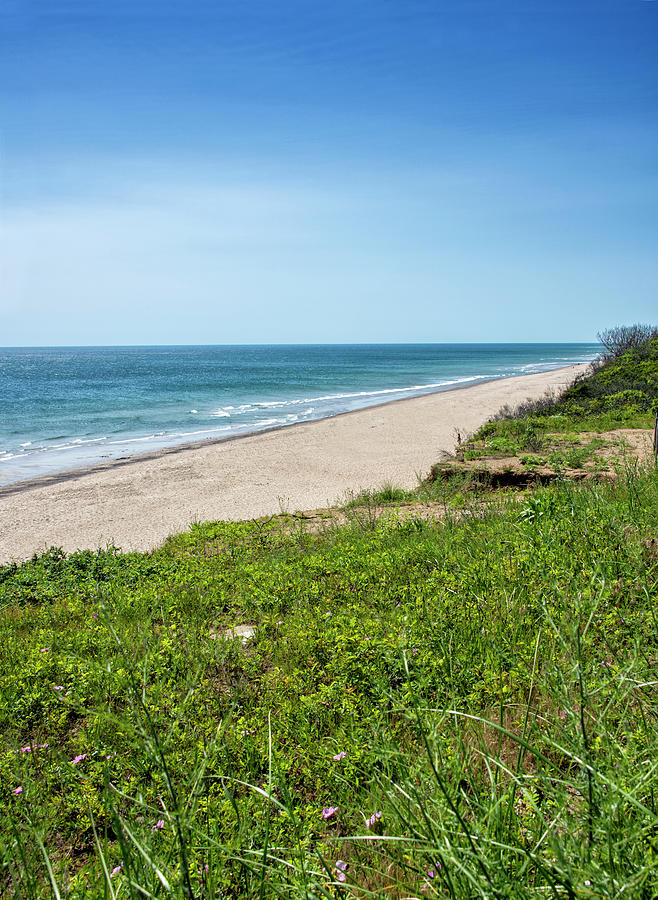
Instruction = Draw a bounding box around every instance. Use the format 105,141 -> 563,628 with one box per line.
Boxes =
0,365 -> 589,562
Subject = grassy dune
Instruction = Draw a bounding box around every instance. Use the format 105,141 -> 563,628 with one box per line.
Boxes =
2,336 -> 657,898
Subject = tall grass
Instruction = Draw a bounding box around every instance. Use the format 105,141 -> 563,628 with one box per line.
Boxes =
2,467 -> 657,897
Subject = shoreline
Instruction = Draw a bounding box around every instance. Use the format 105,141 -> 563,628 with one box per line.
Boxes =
0,365 -> 587,498
0,364 -> 589,563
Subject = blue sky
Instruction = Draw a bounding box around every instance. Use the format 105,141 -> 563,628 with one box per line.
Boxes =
1,0 -> 656,345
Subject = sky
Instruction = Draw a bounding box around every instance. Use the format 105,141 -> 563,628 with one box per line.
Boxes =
1,0 -> 656,346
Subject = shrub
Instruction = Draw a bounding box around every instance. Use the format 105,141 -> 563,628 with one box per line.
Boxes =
597,323 -> 658,361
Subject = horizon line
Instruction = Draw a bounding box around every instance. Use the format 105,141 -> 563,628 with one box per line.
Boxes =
0,339 -> 601,350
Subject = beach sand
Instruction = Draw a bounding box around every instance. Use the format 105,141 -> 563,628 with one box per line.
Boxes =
0,365 -> 589,563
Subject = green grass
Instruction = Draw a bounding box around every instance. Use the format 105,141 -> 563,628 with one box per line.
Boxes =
343,483 -> 412,508
2,467 -> 657,897
519,453 -> 547,469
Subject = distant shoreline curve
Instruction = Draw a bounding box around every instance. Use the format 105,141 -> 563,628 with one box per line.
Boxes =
0,363 -> 590,563
0,364 -> 586,499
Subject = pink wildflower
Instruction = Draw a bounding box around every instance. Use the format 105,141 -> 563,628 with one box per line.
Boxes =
12,786 -> 23,795
151,819 -> 165,831
71,754 -> 87,765
329,860 -> 346,882
110,864 -> 123,878
40,647 -> 50,653
322,806 -> 338,819
20,746 -> 32,753
332,751 -> 347,761
53,686 -> 64,691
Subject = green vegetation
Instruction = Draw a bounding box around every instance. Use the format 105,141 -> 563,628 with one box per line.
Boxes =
485,335 -> 658,436
2,330 -> 657,898
343,482 -> 410,508
441,336 -> 658,485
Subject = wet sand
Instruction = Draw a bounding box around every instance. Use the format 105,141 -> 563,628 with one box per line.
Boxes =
0,364 -> 588,562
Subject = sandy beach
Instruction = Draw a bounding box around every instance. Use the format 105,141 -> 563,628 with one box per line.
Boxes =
0,364 -> 588,563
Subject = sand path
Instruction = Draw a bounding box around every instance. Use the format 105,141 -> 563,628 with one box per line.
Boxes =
0,365 -> 588,562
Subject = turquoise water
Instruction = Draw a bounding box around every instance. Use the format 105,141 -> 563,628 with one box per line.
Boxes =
0,344 -> 598,486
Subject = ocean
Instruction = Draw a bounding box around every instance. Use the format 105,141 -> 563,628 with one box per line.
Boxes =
0,343 -> 598,486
